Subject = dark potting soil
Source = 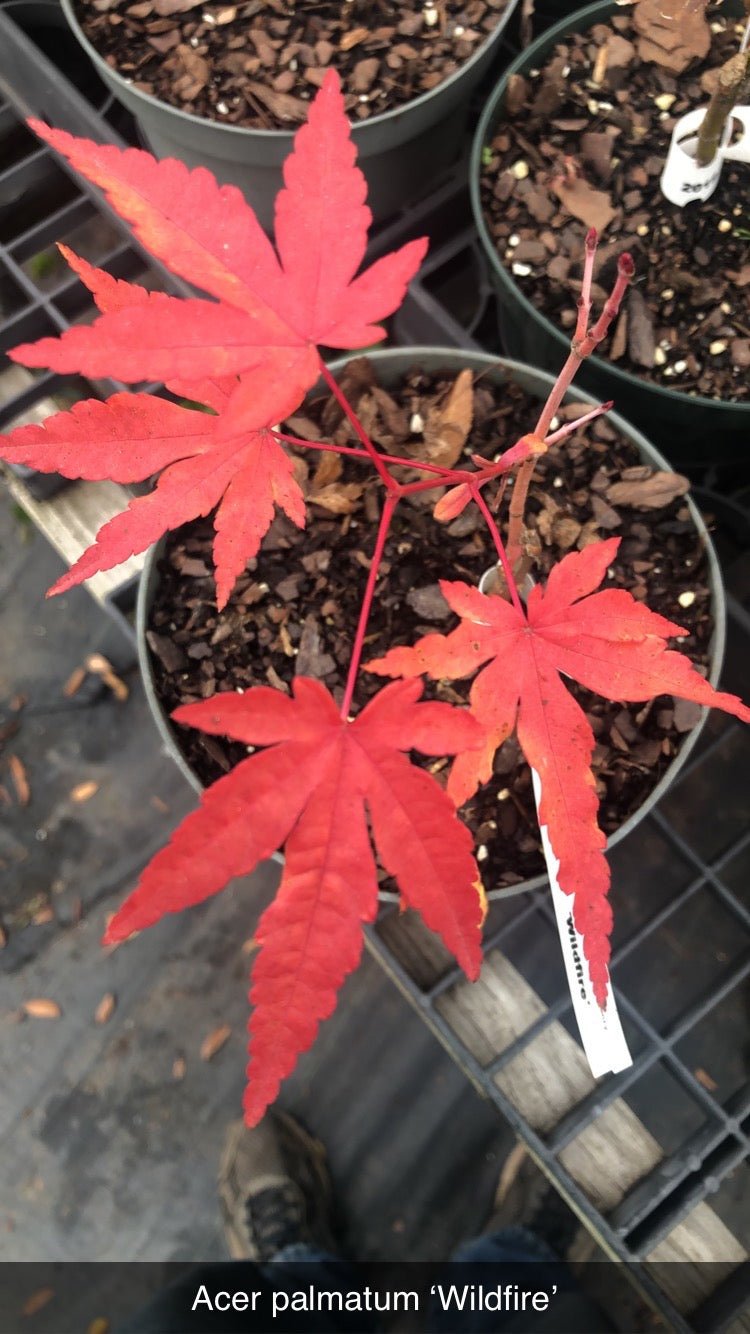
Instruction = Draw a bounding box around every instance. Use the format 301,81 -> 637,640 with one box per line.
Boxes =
146,360 -> 709,891
479,10 -> 750,402
74,0 -> 510,129
147,360 -> 714,889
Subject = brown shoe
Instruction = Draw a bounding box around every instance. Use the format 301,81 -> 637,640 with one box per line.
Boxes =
218,1112 -> 336,1262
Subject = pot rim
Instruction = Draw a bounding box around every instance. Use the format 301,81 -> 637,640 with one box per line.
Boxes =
61,0 -> 519,144
469,0 -> 750,417
137,346 -> 727,902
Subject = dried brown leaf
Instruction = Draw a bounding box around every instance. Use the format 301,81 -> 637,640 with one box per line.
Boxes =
95,993 -> 116,1025
312,451 -> 343,490
8,755 -> 30,806
71,780 -> 99,804
62,665 -> 87,698
22,1288 -> 55,1317
421,369 -> 474,468
200,1023 -> 231,1061
309,483 -> 363,514
84,654 -> 129,702
23,998 -> 62,1019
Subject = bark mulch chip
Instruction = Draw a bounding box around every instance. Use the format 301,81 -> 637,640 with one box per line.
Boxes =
479,9 -> 750,402
75,0 -> 511,128
148,359 -> 714,890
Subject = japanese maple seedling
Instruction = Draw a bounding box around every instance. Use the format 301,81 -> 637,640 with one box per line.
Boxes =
3,74 -> 748,1123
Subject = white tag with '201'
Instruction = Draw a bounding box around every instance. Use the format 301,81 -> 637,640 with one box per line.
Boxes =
531,770 -> 632,1079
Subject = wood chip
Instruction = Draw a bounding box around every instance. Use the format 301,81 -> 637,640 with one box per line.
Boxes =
23,998 -> 62,1019
406,585 -> 452,622
95,993 -> 116,1025
694,1067 -> 718,1092
70,781 -> 99,804
633,0 -> 710,74
673,698 -> 703,733
626,288 -> 656,369
152,0 -> 202,14
551,173 -> 616,233
200,1023 -> 231,1061
340,26 -> 368,52
8,755 -> 30,806
172,1056 -> 187,1080
606,469 -> 690,509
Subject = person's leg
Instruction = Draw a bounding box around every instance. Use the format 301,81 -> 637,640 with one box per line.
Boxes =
428,1148 -> 614,1334
117,1114 -> 374,1334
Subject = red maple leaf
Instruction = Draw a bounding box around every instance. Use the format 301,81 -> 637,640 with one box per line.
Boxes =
0,362 -> 305,606
104,678 -> 484,1124
367,538 -> 750,1004
10,71 -> 427,436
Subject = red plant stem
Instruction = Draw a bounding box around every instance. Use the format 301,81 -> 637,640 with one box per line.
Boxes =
471,484 -> 524,618
544,401 -> 613,448
272,431 -> 372,462
273,428 -> 464,480
506,249 -> 634,571
318,358 -> 397,491
339,492 -> 399,720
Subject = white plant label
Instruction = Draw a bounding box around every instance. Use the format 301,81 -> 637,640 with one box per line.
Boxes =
661,105 -> 750,206
531,770 -> 632,1079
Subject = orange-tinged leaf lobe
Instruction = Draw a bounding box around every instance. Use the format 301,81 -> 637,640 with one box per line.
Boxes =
368,538 -> 750,1005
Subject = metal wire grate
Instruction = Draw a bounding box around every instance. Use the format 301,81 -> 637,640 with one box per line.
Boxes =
0,7 -> 748,1329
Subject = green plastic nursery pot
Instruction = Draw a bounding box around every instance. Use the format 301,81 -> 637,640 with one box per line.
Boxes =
137,347 -> 727,903
470,0 -> 750,467
60,0 -> 520,231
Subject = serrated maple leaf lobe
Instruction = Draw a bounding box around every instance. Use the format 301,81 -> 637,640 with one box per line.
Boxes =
106,678 -> 481,1120
56,247 -> 239,413
104,738 -> 323,943
212,432 -> 305,609
48,446 -> 240,596
274,68 -> 369,340
174,677 -> 340,744
364,750 -> 484,980
516,652 -> 610,1004
28,120 -> 286,318
10,294 -> 302,384
244,747 -> 377,1126
367,541 -> 750,1004
0,394 -> 214,482
3,379 -> 305,603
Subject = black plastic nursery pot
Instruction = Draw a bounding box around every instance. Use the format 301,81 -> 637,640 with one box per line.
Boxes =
470,0 -> 750,467
60,0 -> 520,231
136,346 -> 727,904
2,0 -> 113,113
